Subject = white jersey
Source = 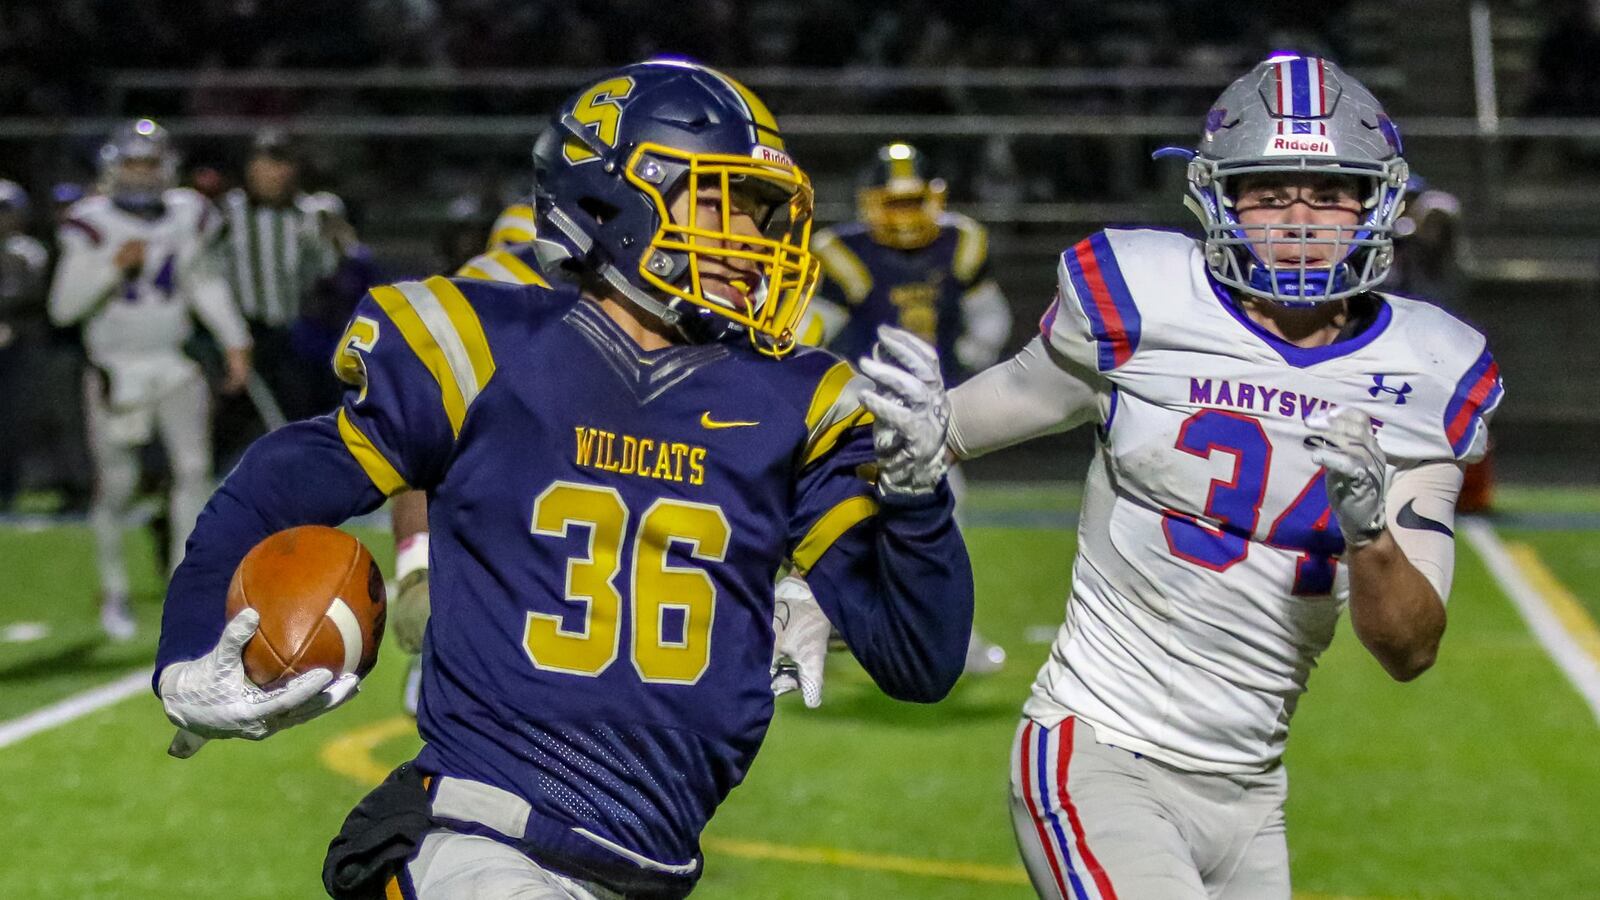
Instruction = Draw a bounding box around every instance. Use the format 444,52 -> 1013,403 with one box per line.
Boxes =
1025,228 -> 1503,774
49,189 -> 248,406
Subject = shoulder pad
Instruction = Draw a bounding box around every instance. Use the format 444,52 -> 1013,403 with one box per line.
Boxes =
811,228 -> 873,304
787,347 -> 874,467
1379,295 -> 1503,462
941,212 -> 989,283
455,246 -> 550,286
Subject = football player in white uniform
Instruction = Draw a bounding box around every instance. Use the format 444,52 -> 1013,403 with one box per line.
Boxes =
49,119 -> 251,639
941,56 -> 1502,899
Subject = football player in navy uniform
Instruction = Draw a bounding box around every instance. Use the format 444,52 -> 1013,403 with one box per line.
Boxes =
153,59 -> 974,899
805,142 -> 1012,674
807,142 -> 1011,381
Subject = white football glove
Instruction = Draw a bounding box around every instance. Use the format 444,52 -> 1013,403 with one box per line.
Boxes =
159,608 -> 360,758
770,575 -> 831,709
858,326 -> 951,497
1304,406 -> 1388,548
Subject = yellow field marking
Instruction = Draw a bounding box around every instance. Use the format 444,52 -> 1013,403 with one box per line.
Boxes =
1507,542 -> 1600,667
319,718 -> 1375,896
318,715 -> 1027,886
700,836 -> 1029,886
319,715 -> 416,785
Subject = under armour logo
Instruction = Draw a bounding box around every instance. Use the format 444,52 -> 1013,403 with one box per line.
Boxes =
1368,375 -> 1412,404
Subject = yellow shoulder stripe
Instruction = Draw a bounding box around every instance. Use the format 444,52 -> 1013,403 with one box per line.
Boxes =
425,276 -> 496,396
369,279 -> 496,437
804,406 -> 873,468
792,495 -> 879,573
805,361 -> 858,435
455,249 -> 549,287
812,231 -> 873,303
488,203 -> 536,250
802,360 -> 874,466
952,216 -> 989,284
337,408 -> 408,496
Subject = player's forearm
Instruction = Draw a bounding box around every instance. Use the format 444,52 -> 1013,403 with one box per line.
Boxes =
188,270 -> 251,350
155,417 -> 385,688
806,483 -> 974,702
1345,530 -> 1447,682
947,336 -> 1098,460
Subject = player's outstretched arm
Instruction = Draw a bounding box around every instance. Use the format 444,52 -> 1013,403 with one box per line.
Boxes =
793,327 -> 974,702
1306,408 -> 1451,681
946,335 -> 1100,461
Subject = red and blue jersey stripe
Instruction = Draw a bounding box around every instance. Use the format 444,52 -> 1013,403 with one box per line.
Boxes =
1060,232 -> 1142,372
1443,348 -> 1503,457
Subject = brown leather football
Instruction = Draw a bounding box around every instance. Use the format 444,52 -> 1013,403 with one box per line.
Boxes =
225,526 -> 386,691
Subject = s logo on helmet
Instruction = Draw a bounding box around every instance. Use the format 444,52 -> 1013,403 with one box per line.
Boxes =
563,76 -> 637,164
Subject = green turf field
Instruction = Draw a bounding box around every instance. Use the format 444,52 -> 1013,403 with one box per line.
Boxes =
2,487 -> 1598,898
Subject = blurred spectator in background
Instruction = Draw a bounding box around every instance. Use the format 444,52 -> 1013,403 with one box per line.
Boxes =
1390,179 -> 1464,305
292,191 -> 384,413
435,192 -> 497,273
0,178 -> 50,510
1525,0 -> 1600,119
213,129 -> 341,464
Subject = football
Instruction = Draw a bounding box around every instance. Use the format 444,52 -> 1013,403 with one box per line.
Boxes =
225,525 -> 387,691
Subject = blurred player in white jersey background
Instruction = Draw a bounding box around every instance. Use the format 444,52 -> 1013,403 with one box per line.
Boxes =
48,119 -> 252,639
943,56 -> 1502,898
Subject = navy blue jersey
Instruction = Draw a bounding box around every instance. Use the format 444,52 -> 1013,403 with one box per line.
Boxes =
157,275 -> 973,895
813,213 -> 990,382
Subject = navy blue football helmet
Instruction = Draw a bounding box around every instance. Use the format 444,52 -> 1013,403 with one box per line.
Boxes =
531,58 -> 819,356
857,142 -> 947,250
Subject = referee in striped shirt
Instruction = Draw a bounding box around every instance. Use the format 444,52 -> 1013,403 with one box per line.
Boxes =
214,130 -> 339,459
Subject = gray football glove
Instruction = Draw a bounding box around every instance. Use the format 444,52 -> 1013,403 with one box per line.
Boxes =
770,575 -> 830,708
1304,406 -> 1388,548
858,326 -> 951,497
159,608 -> 360,758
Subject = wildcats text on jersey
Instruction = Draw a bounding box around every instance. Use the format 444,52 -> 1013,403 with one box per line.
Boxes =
573,425 -> 708,485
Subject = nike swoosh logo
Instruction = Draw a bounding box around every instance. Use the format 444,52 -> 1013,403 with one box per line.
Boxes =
1397,499 -> 1453,537
700,412 -> 759,430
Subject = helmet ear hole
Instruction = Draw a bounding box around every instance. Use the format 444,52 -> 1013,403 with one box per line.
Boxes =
578,196 -> 621,225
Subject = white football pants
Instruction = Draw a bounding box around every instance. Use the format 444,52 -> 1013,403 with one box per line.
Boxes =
406,831 -> 623,900
1010,716 -> 1290,900
85,366 -> 212,597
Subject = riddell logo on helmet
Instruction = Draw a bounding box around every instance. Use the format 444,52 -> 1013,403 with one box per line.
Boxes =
1264,135 -> 1336,156
751,146 -> 794,167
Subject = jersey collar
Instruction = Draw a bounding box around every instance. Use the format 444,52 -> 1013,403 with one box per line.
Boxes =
1207,275 -> 1393,368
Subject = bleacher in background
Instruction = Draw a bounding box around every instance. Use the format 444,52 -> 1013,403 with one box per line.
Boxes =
0,0 -> 1592,481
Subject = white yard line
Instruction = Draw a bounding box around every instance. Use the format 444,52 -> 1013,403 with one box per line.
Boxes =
0,668 -> 153,749
1460,517 -> 1600,726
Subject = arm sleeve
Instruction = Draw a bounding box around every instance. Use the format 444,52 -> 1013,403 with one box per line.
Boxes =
788,422 -> 974,703
946,335 -> 1101,459
47,225 -> 122,326
185,242 -> 251,350
1385,460 -> 1465,603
